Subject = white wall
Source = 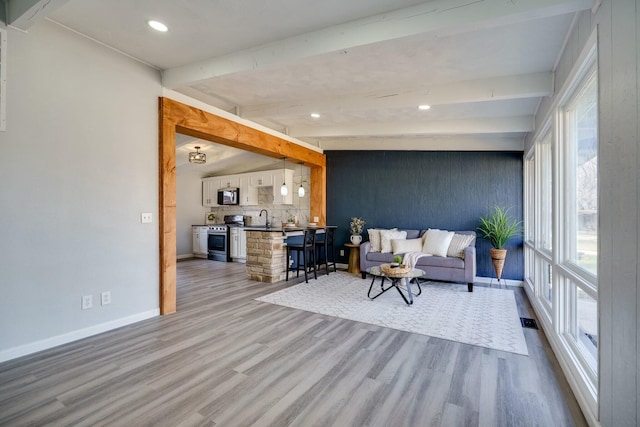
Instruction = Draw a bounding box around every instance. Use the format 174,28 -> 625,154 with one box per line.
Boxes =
176,171 -> 206,257
0,21 -> 162,360
525,2 -> 640,426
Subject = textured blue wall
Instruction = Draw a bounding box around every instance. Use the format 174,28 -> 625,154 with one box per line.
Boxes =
326,151 -> 524,280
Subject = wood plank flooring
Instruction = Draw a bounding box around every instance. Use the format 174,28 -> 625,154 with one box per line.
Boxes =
0,260 -> 587,426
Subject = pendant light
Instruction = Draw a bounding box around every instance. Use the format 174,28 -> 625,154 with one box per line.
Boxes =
280,157 -> 288,196
298,162 -> 305,197
189,146 -> 206,164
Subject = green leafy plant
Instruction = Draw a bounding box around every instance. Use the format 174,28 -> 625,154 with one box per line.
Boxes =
477,206 -> 523,249
393,255 -> 403,264
349,217 -> 366,235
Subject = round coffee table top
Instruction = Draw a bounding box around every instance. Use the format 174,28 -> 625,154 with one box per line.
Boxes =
367,265 -> 425,279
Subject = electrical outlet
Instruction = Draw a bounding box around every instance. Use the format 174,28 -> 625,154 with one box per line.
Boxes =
313,216 -> 319,223
340,249 -> 344,256
81,295 -> 93,310
141,212 -> 152,223
101,291 -> 111,306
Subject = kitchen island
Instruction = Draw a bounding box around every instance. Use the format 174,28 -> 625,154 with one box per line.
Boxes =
244,226 -> 336,283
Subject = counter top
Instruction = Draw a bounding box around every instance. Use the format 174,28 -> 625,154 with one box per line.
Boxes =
243,225 -> 336,234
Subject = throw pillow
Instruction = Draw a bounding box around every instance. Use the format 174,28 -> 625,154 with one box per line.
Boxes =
447,234 -> 475,259
368,229 -> 381,252
380,229 -> 407,253
422,229 -> 455,257
391,238 -> 423,255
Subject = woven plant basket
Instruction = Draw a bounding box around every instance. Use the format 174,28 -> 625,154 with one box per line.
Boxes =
381,263 -> 411,277
489,248 -> 507,281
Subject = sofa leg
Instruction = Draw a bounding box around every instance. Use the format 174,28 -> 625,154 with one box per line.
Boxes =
361,272 -> 367,280
467,283 -> 473,292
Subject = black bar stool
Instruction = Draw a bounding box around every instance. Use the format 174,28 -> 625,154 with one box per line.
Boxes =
286,228 -> 317,283
316,227 -> 336,275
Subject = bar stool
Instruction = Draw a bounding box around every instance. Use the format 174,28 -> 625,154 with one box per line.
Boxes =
286,228 -> 317,283
316,227 -> 337,275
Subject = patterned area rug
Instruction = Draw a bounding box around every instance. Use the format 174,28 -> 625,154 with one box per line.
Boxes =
256,271 -> 528,355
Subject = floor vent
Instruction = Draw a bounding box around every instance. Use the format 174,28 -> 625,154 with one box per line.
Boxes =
520,317 -> 539,329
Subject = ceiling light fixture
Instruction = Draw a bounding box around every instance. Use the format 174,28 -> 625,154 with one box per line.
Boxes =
298,162 -> 305,198
310,113 -> 320,118
280,157 -> 288,196
147,20 -> 168,32
418,104 -> 431,110
189,146 -> 206,164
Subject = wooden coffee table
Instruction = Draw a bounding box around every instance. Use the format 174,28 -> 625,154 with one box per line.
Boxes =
366,265 -> 424,305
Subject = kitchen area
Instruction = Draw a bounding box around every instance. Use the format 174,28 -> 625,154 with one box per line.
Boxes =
177,140 -> 315,274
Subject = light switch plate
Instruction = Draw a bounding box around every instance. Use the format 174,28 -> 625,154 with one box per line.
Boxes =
141,213 -> 152,223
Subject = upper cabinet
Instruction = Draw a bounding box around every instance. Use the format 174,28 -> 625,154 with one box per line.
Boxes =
203,168 -> 296,206
250,172 -> 274,187
202,177 -> 221,207
239,176 -> 258,206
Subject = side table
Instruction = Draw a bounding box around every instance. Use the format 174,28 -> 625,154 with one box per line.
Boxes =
344,243 -> 361,275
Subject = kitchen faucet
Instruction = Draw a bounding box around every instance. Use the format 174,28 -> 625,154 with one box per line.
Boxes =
259,209 -> 270,228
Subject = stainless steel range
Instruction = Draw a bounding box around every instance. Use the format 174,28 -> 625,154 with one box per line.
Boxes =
207,215 -> 245,261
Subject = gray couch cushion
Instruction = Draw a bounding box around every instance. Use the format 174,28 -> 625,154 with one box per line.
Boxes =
367,252 -> 395,263
415,255 -> 464,269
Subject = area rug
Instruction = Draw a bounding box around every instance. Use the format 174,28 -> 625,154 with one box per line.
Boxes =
255,272 -> 528,355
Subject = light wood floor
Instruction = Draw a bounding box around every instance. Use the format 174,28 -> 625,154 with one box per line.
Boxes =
0,259 -> 587,426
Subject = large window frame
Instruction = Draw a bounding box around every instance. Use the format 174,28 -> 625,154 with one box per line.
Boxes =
523,36 -> 598,421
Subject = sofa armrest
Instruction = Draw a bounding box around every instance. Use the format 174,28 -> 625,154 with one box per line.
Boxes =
359,241 -> 371,271
464,245 -> 477,283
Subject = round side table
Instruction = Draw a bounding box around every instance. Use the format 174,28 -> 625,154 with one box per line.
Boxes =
344,243 -> 361,275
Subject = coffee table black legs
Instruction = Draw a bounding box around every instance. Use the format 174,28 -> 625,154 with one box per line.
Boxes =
367,276 -> 417,305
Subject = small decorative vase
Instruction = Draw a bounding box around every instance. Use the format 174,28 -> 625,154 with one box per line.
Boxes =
350,234 -> 362,245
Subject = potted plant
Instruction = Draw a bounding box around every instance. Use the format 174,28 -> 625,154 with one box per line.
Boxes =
349,217 -> 366,244
477,206 -> 523,282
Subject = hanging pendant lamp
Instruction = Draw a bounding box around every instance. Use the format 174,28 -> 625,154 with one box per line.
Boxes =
189,146 -> 206,164
280,157 -> 288,196
298,162 -> 305,197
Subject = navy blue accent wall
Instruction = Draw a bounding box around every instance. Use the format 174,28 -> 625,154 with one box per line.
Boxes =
326,151 -> 524,280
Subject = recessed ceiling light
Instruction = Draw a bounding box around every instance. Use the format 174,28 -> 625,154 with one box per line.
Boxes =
418,105 -> 431,110
147,20 -> 168,32
310,113 -> 320,118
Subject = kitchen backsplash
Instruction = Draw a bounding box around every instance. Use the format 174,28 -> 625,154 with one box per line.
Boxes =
206,185 -> 311,226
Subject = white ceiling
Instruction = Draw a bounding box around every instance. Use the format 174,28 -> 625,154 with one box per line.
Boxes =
11,0 -> 594,174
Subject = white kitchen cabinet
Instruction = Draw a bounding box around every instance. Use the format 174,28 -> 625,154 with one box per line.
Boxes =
230,227 -> 239,258
250,172 -> 274,187
239,176 -> 258,205
220,176 -> 239,188
202,178 -> 221,207
239,228 -> 247,258
229,227 -> 247,261
192,226 -> 209,258
272,169 -> 294,205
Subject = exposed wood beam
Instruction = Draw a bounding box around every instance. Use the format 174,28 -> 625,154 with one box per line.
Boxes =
163,0 -> 592,88
159,96 -> 326,314
241,73 -> 553,119
290,116 -> 533,138
7,0 -> 70,30
318,135 -> 524,152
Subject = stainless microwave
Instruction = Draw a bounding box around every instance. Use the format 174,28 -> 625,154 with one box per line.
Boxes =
217,188 -> 239,205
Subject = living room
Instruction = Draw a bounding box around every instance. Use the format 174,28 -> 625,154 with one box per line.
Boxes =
0,1 -> 638,426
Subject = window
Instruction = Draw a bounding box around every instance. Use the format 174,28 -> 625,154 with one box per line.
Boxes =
535,131 -> 553,252
562,69 -> 598,277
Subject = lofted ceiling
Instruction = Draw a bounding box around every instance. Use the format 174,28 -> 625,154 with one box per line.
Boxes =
10,0 -> 594,174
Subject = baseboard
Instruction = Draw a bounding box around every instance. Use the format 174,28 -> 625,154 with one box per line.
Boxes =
177,253 -> 194,260
474,276 -> 523,287
0,309 -> 160,363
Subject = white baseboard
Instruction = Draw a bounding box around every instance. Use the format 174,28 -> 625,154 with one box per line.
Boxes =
474,276 -> 523,287
177,253 -> 194,260
0,309 -> 160,363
